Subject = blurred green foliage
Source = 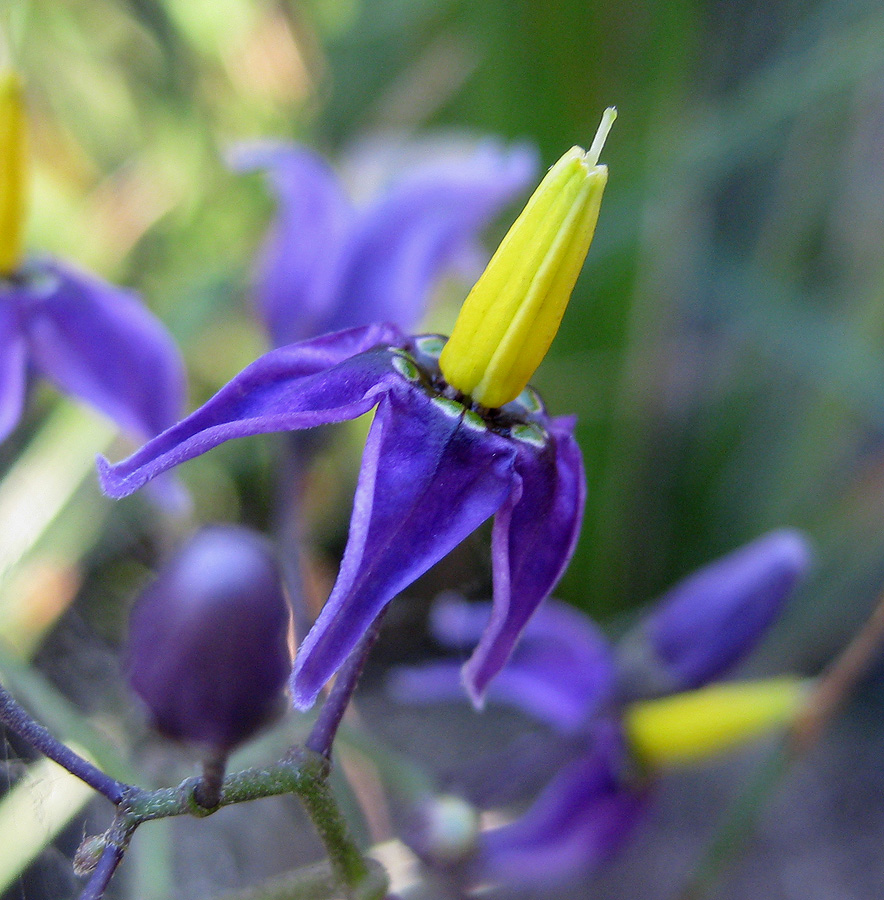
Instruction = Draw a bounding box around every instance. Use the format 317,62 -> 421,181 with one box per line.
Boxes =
5,0 -> 884,651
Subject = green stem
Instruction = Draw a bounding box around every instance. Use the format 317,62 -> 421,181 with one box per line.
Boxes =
294,773 -> 376,896
109,748 -> 381,899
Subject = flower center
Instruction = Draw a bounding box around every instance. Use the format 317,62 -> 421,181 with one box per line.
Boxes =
393,334 -> 550,448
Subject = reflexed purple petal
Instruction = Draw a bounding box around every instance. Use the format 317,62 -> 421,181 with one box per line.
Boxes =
388,660 -> 473,706
0,294 -> 27,442
97,324 -> 404,498
500,601 -> 614,731
427,593 -> 494,649
291,392 -> 518,709
230,142 -> 352,346
636,529 -> 811,691
22,260 -> 185,438
478,729 -> 647,886
462,416 -> 586,704
400,595 -> 614,732
322,141 -> 538,334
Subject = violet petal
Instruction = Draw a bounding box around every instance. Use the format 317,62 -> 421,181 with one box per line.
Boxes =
0,294 -> 27,442
22,260 -> 185,439
462,416 -> 586,703
639,529 -> 812,690
97,324 -> 404,498
230,143 -> 352,346
478,734 -> 646,886
291,390 -> 517,709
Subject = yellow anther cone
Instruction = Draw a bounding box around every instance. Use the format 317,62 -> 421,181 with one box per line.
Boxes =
624,677 -> 809,769
0,70 -> 27,276
439,108 -> 615,409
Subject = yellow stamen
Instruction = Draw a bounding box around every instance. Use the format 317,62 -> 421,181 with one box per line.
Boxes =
0,70 -> 27,276
624,677 -> 809,769
439,108 -> 615,409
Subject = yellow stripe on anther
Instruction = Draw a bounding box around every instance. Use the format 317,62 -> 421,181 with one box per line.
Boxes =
0,70 -> 27,276
624,677 -> 808,769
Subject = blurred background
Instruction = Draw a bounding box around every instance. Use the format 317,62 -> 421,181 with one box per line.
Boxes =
2,0 -> 884,897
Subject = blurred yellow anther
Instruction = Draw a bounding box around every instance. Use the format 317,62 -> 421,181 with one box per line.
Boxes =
439,107 -> 615,409
0,70 -> 27,276
624,677 -> 809,769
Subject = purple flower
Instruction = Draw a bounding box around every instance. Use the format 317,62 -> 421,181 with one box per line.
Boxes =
127,525 -> 292,752
477,723 -> 649,886
229,139 -> 538,345
0,260 -> 185,444
98,326 -> 585,710
391,530 -> 811,887
390,592 -> 613,734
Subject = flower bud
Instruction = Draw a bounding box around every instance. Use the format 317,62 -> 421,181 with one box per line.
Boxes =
0,70 -> 27,276
624,677 -> 809,768
439,108 -> 614,408
126,526 -> 292,752
618,530 -> 811,696
407,794 -> 480,865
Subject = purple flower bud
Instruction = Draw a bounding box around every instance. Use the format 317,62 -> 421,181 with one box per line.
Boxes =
619,530 -> 811,695
127,526 -> 292,751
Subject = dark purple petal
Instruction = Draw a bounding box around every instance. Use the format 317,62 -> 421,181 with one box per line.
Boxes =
462,416 -> 586,704
0,294 -> 26,442
478,726 -> 647,886
627,529 -> 812,692
291,390 -> 518,709
392,595 -> 614,733
230,143 -> 352,346
323,141 -> 538,335
20,260 -> 185,439
127,526 -> 292,751
97,324 -> 404,498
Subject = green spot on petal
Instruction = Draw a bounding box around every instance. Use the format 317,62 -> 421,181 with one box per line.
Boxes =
414,335 -> 447,358
392,354 -> 420,381
463,409 -> 486,432
432,396 -> 465,418
510,423 -> 546,448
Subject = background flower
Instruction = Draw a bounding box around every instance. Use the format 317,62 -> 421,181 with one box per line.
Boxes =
230,138 -> 537,345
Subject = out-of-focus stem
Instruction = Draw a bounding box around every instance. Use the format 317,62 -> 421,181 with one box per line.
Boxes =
0,681 -> 124,803
791,586 -> 884,754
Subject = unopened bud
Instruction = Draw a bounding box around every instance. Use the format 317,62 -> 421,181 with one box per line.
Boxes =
409,794 -> 480,865
126,526 -> 292,752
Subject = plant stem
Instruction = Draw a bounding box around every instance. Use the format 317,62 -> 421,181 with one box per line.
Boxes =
193,750 -> 228,809
294,772 -> 375,896
306,612 -> 386,759
213,858 -> 389,900
0,681 -> 125,803
78,812 -> 137,900
791,586 -> 884,754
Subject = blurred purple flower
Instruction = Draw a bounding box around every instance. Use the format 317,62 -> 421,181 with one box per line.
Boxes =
0,258 -> 185,443
390,592 -> 614,734
391,529 -> 811,887
229,139 -> 538,346
98,326 -> 585,710
127,525 -> 292,752
617,529 -> 812,696
477,723 -> 649,886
